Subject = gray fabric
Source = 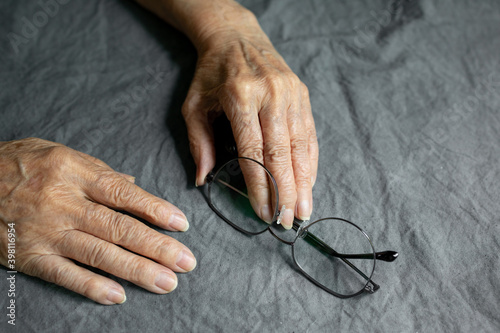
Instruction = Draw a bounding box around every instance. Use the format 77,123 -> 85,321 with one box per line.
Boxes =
1,0 -> 499,331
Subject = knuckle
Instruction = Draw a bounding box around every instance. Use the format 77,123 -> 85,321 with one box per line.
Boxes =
239,145 -> 264,162
264,72 -> 283,85
295,177 -> 311,190
264,75 -> 287,96
128,195 -> 160,221
290,136 -> 309,152
309,138 -> 319,155
265,143 -> 290,164
267,71 -> 297,88
128,258 -> 154,284
86,243 -> 108,267
94,172 -> 115,191
95,173 -> 130,206
156,237 -> 181,264
226,77 -> 257,104
80,276 -> 102,299
307,130 -> 319,155
44,146 -> 72,172
300,82 -> 310,98
181,94 -> 201,119
307,127 -> 318,143
286,72 -> 301,86
146,200 -> 166,220
108,213 -> 135,244
81,203 -> 106,224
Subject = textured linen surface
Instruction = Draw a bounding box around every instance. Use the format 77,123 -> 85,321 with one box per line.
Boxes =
1,0 -> 499,332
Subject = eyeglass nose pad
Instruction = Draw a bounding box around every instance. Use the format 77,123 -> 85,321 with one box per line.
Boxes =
276,205 -> 286,225
296,220 -> 311,239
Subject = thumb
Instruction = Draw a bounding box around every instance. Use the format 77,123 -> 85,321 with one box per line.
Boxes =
182,94 -> 216,187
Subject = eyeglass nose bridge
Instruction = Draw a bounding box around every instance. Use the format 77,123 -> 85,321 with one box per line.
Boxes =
268,210 -> 310,246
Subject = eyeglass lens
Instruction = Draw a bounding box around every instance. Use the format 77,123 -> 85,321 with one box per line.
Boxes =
209,158 -> 278,233
292,218 -> 375,296
209,158 -> 376,296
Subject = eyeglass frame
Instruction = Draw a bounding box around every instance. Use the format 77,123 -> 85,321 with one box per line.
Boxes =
204,156 -> 398,298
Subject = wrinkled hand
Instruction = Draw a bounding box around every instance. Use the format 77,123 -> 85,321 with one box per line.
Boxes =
0,138 -> 196,305
182,17 -> 319,229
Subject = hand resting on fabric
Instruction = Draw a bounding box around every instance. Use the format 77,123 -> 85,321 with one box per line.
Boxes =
0,0 -> 320,306
0,138 -> 196,305
136,0 -> 319,229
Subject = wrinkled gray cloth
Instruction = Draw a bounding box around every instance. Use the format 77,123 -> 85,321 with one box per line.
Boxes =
1,0 -> 499,332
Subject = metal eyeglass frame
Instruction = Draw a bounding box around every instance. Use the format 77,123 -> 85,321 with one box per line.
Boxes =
205,157 -> 398,298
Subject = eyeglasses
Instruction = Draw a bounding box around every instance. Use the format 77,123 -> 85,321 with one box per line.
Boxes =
205,157 -> 398,298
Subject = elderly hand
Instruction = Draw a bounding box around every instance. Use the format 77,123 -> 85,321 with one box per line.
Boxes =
134,0 -> 319,228
0,138 -> 196,305
182,11 -> 319,229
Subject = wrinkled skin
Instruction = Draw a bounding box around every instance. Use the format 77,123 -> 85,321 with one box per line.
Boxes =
0,0 -> 319,306
183,24 -> 319,229
0,138 -> 196,305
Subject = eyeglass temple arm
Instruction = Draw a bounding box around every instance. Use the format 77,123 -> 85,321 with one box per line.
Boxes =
292,221 -> 399,262
209,167 -> 397,263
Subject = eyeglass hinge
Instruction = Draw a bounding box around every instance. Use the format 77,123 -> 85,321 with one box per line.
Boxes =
205,172 -> 214,183
364,281 -> 380,294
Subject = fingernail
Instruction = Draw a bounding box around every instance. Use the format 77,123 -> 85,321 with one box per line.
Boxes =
195,179 -> 198,187
311,176 -> 316,187
283,209 -> 294,230
169,214 -> 189,231
176,250 -> 197,272
155,272 -> 178,293
107,287 -> 126,304
260,204 -> 272,223
298,200 -> 311,221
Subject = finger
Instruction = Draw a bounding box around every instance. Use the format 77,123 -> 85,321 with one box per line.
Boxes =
116,172 -> 136,183
77,201 -> 196,273
223,96 -> 273,223
81,170 -> 189,232
182,91 -> 216,187
75,151 -> 113,170
22,254 -> 126,305
260,101 -> 297,229
57,230 -> 179,294
288,90 -> 313,221
301,84 -> 319,187
75,151 -> 136,183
